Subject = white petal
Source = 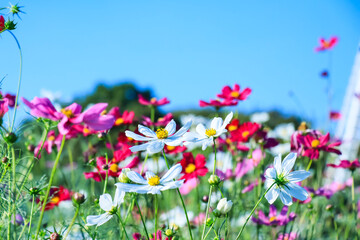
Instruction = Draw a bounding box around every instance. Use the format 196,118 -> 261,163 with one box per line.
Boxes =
129,142 -> 152,153
113,188 -> 125,206
211,117 -> 223,131
164,137 -> 183,146
125,130 -> 154,141
115,183 -> 152,194
160,180 -> 184,191
165,119 -> 176,136
286,182 -> 309,201
274,154 -> 282,175
264,179 -> 275,189
202,137 -> 213,150
126,171 -> 147,184
99,194 -> 113,211
147,186 -> 162,195
287,170 -> 311,182
147,141 -> 165,154
160,164 -> 182,183
265,187 -> 279,204
196,123 -> 207,137
214,129 -> 227,137
182,132 -> 199,142
264,168 -> 276,179
281,152 -> 297,175
279,189 -> 293,206
145,171 -> 156,181
138,124 -> 157,138
86,213 -> 111,226
171,120 -> 192,138
217,112 -> 233,133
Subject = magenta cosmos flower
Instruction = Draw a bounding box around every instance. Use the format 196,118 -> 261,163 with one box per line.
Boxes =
199,98 -> 237,108
252,205 -> 296,226
0,98 -> 9,119
327,159 -> 360,171
315,36 -> 338,52
108,107 -> 134,126
138,94 -> 170,106
22,97 -> 62,121
217,83 -> 252,101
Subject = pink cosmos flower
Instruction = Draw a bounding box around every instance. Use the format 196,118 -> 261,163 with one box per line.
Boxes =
329,111 -> 341,120
34,130 -> 57,157
142,113 -> 173,127
0,98 -> 9,119
217,84 -> 252,101
58,103 -> 115,135
315,36 -> 338,52
277,232 -> 298,240
327,159 -> 360,171
0,16 -> 4,32
305,178 -> 352,199
298,132 -> 341,159
22,97 -> 62,121
138,94 -> 170,106
252,205 -> 296,226
108,107 -> 135,126
2,93 -> 16,108
179,178 -> 199,195
199,98 -> 237,108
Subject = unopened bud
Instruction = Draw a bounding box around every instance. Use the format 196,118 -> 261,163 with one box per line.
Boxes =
4,132 -> 17,144
50,232 -> 61,240
216,198 -> 233,215
298,122 -> 308,131
208,174 -> 220,186
73,192 -> 85,205
27,144 -> 35,152
2,157 -> 8,164
202,195 -> 209,203
118,168 -> 131,183
165,229 -> 174,237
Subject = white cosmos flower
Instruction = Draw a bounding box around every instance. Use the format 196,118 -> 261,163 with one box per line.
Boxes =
183,112 -> 233,150
115,164 -> 184,195
216,198 -> 233,214
264,152 -> 310,206
125,119 -> 192,154
86,188 -> 125,227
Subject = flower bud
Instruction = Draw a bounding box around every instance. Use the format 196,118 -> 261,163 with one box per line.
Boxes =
4,132 -> 17,144
298,122 -> 308,131
102,164 -> 109,170
2,156 -> 8,164
212,209 -> 221,218
50,232 -> 61,240
326,204 -> 333,211
4,20 -> 16,31
73,192 -> 86,205
208,174 -> 220,186
202,195 -> 209,203
97,132 -> 107,140
165,229 -> 174,237
169,223 -> 179,231
216,198 -> 233,215
94,198 -> 99,204
27,144 -> 35,152
206,217 -> 213,226
118,168 -> 131,183
29,187 -> 41,196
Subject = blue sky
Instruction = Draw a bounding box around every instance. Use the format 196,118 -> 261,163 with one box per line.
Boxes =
1,0 -> 360,127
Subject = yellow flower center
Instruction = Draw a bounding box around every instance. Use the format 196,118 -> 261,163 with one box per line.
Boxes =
50,196 -> 60,204
83,127 -> 91,134
156,128 -> 168,139
48,136 -> 55,141
109,164 -> 118,173
185,163 -> 196,174
230,91 -> 240,98
242,131 -> 250,138
311,139 -> 320,148
115,117 -> 124,125
150,97 -> 157,103
101,110 -> 107,115
269,216 -> 277,222
167,145 -> 175,151
61,108 -> 74,118
228,125 -> 238,131
205,128 -> 216,137
148,175 -> 160,186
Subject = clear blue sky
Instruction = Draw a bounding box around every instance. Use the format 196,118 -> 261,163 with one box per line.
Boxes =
1,0 -> 360,127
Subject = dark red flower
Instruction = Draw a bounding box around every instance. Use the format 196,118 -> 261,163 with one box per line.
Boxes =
199,99 -> 237,108
327,159 -> 360,171
164,144 -> 187,155
0,16 -> 4,32
108,107 -> 135,126
179,152 -> 208,182
228,121 -> 261,143
320,70 -> 329,78
329,111 -> 341,120
217,84 -> 252,101
142,113 -> 173,127
299,132 -> 341,160
40,186 -> 72,211
138,94 -> 170,106
315,36 -> 338,52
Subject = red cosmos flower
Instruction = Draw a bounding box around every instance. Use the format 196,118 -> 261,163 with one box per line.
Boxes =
0,92 -> 16,108
298,132 -> 341,159
320,70 -> 329,78
84,155 -> 139,182
138,94 -> 170,106
108,107 -> 135,126
329,111 -> 341,120
228,121 -> 261,143
179,152 -> 208,182
217,84 -> 252,101
327,159 -> 360,171
41,186 -> 72,211
315,36 -> 338,52
142,113 -> 173,127
164,144 -> 187,155
0,16 -> 5,32
199,99 -> 237,108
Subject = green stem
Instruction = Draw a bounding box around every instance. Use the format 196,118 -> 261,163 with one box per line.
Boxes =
102,153 -> 109,195
201,186 -> 213,240
140,153 -> 149,175
7,167 -> 12,240
7,30 -> 22,133
63,205 -> 80,239
306,158 -> 313,171
27,195 -> 36,240
11,146 -> 16,238
162,151 -> 193,240
212,139 -> 217,175
34,135 -> 66,239
351,172 -> 358,239
117,213 -> 130,240
135,199 -> 150,240
235,182 -> 276,240
154,194 -> 158,240
203,218 -> 216,240
124,197 -> 136,224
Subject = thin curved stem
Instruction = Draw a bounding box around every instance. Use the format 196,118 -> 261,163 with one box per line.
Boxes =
27,195 -> 36,240
201,186 -> 213,240
154,194 -> 158,240
35,135 -> 66,239
117,213 -> 130,240
235,182 -> 276,240
102,153 -> 109,195
135,199 -> 150,240
63,205 -> 80,239
7,30 -> 22,133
